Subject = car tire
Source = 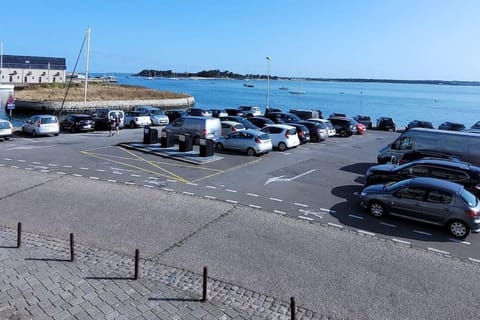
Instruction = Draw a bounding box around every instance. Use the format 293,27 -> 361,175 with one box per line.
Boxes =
448,220 -> 470,239
247,148 -> 256,156
71,126 -> 76,133
130,121 -> 136,128
278,142 -> 287,151
215,143 -> 224,151
369,201 -> 385,217
32,130 -> 36,138
339,130 -> 348,137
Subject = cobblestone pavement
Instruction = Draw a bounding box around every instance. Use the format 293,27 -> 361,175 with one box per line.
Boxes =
0,226 -> 323,320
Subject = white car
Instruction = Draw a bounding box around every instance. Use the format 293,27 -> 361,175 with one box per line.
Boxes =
0,119 -> 13,140
125,111 -> 152,128
238,106 -> 262,117
260,124 -> 300,151
308,118 -> 336,137
22,115 -> 60,137
221,120 -> 246,136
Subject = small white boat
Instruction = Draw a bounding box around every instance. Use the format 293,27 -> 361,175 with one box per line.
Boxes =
289,90 -> 305,94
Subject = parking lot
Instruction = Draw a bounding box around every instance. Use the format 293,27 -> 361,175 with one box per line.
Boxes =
1,127 -> 479,262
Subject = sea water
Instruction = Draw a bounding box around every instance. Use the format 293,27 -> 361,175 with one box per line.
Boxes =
2,74 -> 480,129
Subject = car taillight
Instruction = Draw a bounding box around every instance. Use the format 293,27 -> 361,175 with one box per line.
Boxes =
285,131 -> 289,139
232,126 -> 236,132
255,137 -> 261,144
465,209 -> 480,217
203,128 -> 207,136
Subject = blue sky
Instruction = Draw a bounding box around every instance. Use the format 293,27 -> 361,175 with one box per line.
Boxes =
2,0 -> 480,80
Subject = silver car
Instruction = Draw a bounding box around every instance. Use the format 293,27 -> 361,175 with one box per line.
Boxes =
22,115 -> 60,137
360,177 -> 480,239
0,119 -> 13,140
215,129 -> 272,156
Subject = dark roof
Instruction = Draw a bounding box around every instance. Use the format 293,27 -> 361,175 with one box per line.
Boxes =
2,54 -> 66,70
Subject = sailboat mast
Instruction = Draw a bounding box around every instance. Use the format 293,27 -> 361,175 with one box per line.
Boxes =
84,27 -> 91,104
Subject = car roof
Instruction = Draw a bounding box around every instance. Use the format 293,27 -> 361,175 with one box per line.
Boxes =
408,177 -> 464,192
263,124 -> 295,129
221,120 -> 242,125
403,158 -> 477,171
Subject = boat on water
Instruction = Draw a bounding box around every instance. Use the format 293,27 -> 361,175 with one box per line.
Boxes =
243,83 -> 254,88
289,90 -> 305,94
279,86 -> 289,90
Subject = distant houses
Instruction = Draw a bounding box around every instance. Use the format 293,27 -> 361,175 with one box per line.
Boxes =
0,54 -> 66,84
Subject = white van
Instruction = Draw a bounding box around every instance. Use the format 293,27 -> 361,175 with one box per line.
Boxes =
377,128 -> 480,165
165,116 -> 222,144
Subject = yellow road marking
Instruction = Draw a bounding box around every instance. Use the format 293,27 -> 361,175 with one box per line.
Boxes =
191,157 -> 262,183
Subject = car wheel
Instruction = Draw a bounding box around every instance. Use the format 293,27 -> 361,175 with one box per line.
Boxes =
215,143 -> 224,151
32,130 -> 36,138
54,133 -> 59,136
278,142 -> 287,151
339,130 -> 348,137
247,148 -> 256,156
369,201 -> 385,217
71,126 -> 76,133
5,137 -> 10,140
130,121 -> 136,128
448,220 -> 470,239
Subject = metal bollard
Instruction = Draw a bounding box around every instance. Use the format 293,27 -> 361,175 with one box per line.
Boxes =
17,222 -> 22,248
69,233 -> 75,262
201,266 -> 208,302
134,249 -> 139,280
290,296 -> 296,320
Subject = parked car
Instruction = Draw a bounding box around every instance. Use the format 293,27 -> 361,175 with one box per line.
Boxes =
219,116 -> 259,130
185,108 -> 212,117
209,109 -> 229,118
398,150 -> 464,165
376,117 -> 396,131
353,119 -> 367,134
164,116 -> 222,144
125,111 -> 152,128
471,121 -> 480,129
360,177 -> 480,239
0,119 -> 13,140
364,159 -> 480,196
265,112 -> 302,124
328,116 -> 358,137
329,113 -> 347,118
297,120 -> 328,142
22,115 -> 60,137
289,109 -> 323,120
60,114 -> 95,133
406,120 -> 434,130
353,115 -> 373,129
225,108 -> 244,116
215,129 -> 272,156
287,123 -> 310,144
221,120 -> 246,136
92,109 -> 125,130
134,106 -> 169,126
164,110 -> 187,122
238,106 -> 261,117
260,124 -> 300,151
438,121 -> 466,131
248,116 -> 275,128
308,118 -> 336,137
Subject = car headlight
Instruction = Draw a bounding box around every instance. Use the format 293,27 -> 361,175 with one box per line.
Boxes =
360,191 -> 367,197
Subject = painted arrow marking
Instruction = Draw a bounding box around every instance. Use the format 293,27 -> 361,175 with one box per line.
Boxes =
264,169 -> 316,185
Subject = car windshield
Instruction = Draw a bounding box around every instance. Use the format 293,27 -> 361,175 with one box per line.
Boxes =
385,179 -> 411,192
460,188 -> 477,207
151,110 -> 165,115
258,133 -> 270,141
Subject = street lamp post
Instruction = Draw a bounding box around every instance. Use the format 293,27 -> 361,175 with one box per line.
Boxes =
266,56 -> 271,110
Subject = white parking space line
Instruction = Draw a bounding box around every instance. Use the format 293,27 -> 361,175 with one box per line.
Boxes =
269,197 -> 283,202
427,248 -> 450,255
148,177 -> 158,180
167,179 -> 177,183
413,230 -> 432,236
299,216 -> 314,221
380,222 -> 397,228
320,208 -> 335,214
40,169 -> 50,172
107,179 -> 117,183
449,238 -> 471,245
225,199 -> 238,204
204,195 -> 216,200
274,210 -> 286,215
25,168 -> 33,171
143,185 -> 154,188
348,214 -> 364,220
89,177 -> 99,180
248,204 -> 261,209
357,230 -> 376,236
73,174 -> 82,177
96,169 -> 106,172
162,188 -> 174,192
125,182 -> 136,185
206,185 -> 217,189
392,238 -> 411,245
468,257 -> 480,264
131,174 -> 141,177
294,203 -> 308,208
225,189 -> 237,193
10,166 -> 19,168
186,182 -> 198,186
112,172 -> 123,175
63,165 -> 72,168
57,172 -> 66,175
17,160 -> 26,163
79,167 -> 89,170
327,223 -> 344,229
247,193 -> 259,197
3,158 -> 12,161
182,191 -> 194,196
48,164 -> 57,167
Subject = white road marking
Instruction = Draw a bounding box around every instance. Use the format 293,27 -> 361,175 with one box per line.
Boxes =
299,209 -> 323,219
96,169 -> 106,172
48,164 -> 57,167
125,182 -> 136,185
248,204 -> 261,209
167,179 -> 177,183
10,166 -> 19,168
162,188 -> 174,192
299,216 -> 314,221
79,167 -> 89,170
206,185 -> 216,189
225,199 -> 238,204
112,172 -> 123,175
89,177 -> 99,180
131,174 -> 141,177
107,179 -> 117,183
449,238 -> 471,245
274,210 -> 286,215
57,172 -> 66,175
348,214 -> 364,220
3,158 -> 12,161
294,202 -> 308,208
204,195 -> 216,200
225,189 -> 237,193
63,165 -> 72,168
182,191 -> 194,196
327,223 -> 344,229
413,230 -> 432,236
148,176 -> 158,180
264,169 -> 316,185
380,222 -> 397,228
468,258 -> 480,264
320,208 -> 335,213
143,185 -> 154,188
392,238 -> 411,245
33,161 -> 41,164
17,160 -> 26,163
25,168 -> 33,171
427,248 -> 450,255
186,182 -> 198,186
357,230 -> 376,236
247,193 -> 259,197
269,197 -> 282,202
73,174 -> 82,177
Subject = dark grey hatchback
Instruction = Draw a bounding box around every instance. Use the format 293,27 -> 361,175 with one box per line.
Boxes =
360,177 -> 480,239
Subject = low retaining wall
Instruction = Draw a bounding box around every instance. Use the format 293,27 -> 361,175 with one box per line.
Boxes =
14,97 -> 196,113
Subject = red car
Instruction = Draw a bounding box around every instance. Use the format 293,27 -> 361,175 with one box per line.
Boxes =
355,121 -> 367,134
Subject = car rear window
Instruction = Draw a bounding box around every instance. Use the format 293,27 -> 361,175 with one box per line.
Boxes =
40,117 -> 57,124
460,188 -> 477,207
258,133 -> 270,140
0,122 -> 11,129
287,128 -> 297,135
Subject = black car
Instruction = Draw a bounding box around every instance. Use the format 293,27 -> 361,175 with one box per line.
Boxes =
185,108 -> 212,117
364,159 -> 480,196
353,115 -> 373,129
438,121 -> 466,131
248,116 -> 274,128
164,110 -> 187,122
219,116 -> 259,130
289,109 -> 323,120
265,112 -> 302,124
328,116 -> 358,137
471,121 -> 480,129
406,120 -> 434,130
399,150 -> 464,165
287,123 -> 310,144
60,114 -> 95,133
376,117 -> 396,131
224,108 -> 244,117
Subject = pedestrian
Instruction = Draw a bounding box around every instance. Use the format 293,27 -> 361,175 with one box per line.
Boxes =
108,117 -> 115,137
114,116 -> 120,135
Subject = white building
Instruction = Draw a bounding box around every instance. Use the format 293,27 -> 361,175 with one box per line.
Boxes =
0,54 -> 66,84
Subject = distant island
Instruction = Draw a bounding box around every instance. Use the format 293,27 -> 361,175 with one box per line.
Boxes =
135,69 -> 480,87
